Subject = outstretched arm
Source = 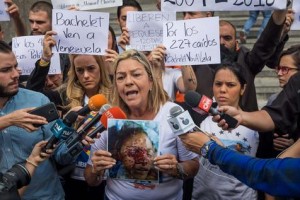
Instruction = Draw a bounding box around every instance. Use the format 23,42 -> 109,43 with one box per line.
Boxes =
5,0 -> 27,36
179,132 -> 300,197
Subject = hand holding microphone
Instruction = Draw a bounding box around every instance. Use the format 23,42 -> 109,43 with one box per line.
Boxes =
42,111 -> 78,152
42,94 -> 108,153
184,91 -> 238,129
65,104 -> 111,149
66,106 -> 127,157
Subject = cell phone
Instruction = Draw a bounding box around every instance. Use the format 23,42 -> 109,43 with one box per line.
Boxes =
29,102 -> 59,127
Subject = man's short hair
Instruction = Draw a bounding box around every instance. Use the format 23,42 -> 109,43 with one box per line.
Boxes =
0,41 -> 12,54
117,0 -> 142,19
219,20 -> 237,37
30,1 -> 53,20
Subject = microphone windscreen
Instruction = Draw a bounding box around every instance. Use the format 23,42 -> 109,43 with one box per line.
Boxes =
100,107 -> 127,128
99,104 -> 112,114
169,106 -> 184,117
63,111 -> 78,126
184,91 -> 202,107
88,94 -> 108,111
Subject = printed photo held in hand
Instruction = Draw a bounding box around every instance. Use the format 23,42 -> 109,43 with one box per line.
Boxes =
107,119 -> 159,184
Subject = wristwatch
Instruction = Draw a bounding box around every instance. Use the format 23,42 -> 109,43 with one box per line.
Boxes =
200,140 -> 215,158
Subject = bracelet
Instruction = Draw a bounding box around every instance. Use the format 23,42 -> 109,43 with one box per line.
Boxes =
92,166 -> 102,181
175,163 -> 188,180
39,59 -> 50,67
26,158 -> 38,167
41,56 -> 51,62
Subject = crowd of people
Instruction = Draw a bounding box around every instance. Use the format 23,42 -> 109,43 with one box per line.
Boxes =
0,0 -> 299,200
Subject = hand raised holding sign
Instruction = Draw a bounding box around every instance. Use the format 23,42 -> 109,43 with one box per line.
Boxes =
149,44 -> 166,70
282,8 -> 295,36
42,31 -> 57,62
118,27 -> 130,51
5,0 -> 26,36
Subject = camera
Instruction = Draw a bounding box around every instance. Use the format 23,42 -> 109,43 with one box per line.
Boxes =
0,163 -> 31,200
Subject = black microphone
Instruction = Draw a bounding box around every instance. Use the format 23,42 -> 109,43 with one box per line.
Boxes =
42,111 -> 78,152
66,106 -> 127,157
65,104 -> 111,149
184,91 -> 238,129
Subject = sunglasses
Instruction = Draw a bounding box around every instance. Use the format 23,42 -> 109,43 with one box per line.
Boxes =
275,66 -> 299,75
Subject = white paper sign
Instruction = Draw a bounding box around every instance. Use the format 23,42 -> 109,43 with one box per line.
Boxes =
126,11 -> 176,51
51,0 -> 123,10
291,1 -> 300,30
0,0 -> 10,21
12,36 -> 61,75
162,0 -> 287,12
163,17 -> 220,66
52,9 -> 109,55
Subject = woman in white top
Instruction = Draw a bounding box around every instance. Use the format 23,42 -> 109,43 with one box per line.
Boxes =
84,49 -> 199,200
192,62 -> 259,200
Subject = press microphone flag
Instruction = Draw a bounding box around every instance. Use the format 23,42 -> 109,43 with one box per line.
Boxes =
185,91 -> 238,129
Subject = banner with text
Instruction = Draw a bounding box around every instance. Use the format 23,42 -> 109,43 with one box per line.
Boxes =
291,0 -> 300,30
52,9 -> 109,55
0,0 -> 9,21
51,0 -> 122,10
12,36 -> 61,75
126,11 -> 176,51
163,17 -> 220,66
162,0 -> 287,12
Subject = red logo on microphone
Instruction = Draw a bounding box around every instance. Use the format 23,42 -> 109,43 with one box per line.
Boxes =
198,95 -> 212,113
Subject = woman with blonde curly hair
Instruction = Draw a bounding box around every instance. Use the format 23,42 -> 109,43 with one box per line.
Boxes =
85,49 -> 199,200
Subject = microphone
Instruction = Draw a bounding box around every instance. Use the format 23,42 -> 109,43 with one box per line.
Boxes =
87,106 -> 127,139
167,106 -> 205,136
184,91 -> 238,129
77,94 -> 108,116
65,104 -> 111,148
42,111 -> 78,152
67,106 -> 127,157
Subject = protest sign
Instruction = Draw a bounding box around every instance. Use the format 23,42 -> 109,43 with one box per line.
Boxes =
12,36 -> 61,75
51,0 -> 122,10
0,0 -> 10,21
163,17 -> 220,66
126,11 -> 176,51
161,0 -> 287,12
291,0 -> 300,30
52,9 -> 109,55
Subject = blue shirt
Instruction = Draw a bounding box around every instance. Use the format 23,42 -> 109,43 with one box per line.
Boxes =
0,88 -> 72,200
207,142 -> 300,198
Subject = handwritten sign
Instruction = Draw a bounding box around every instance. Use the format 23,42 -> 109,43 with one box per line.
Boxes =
163,17 -> 220,66
126,11 -> 176,51
51,0 -> 122,10
12,36 -> 61,75
0,0 -> 10,21
161,0 -> 287,12
52,9 -> 109,55
291,0 -> 300,30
